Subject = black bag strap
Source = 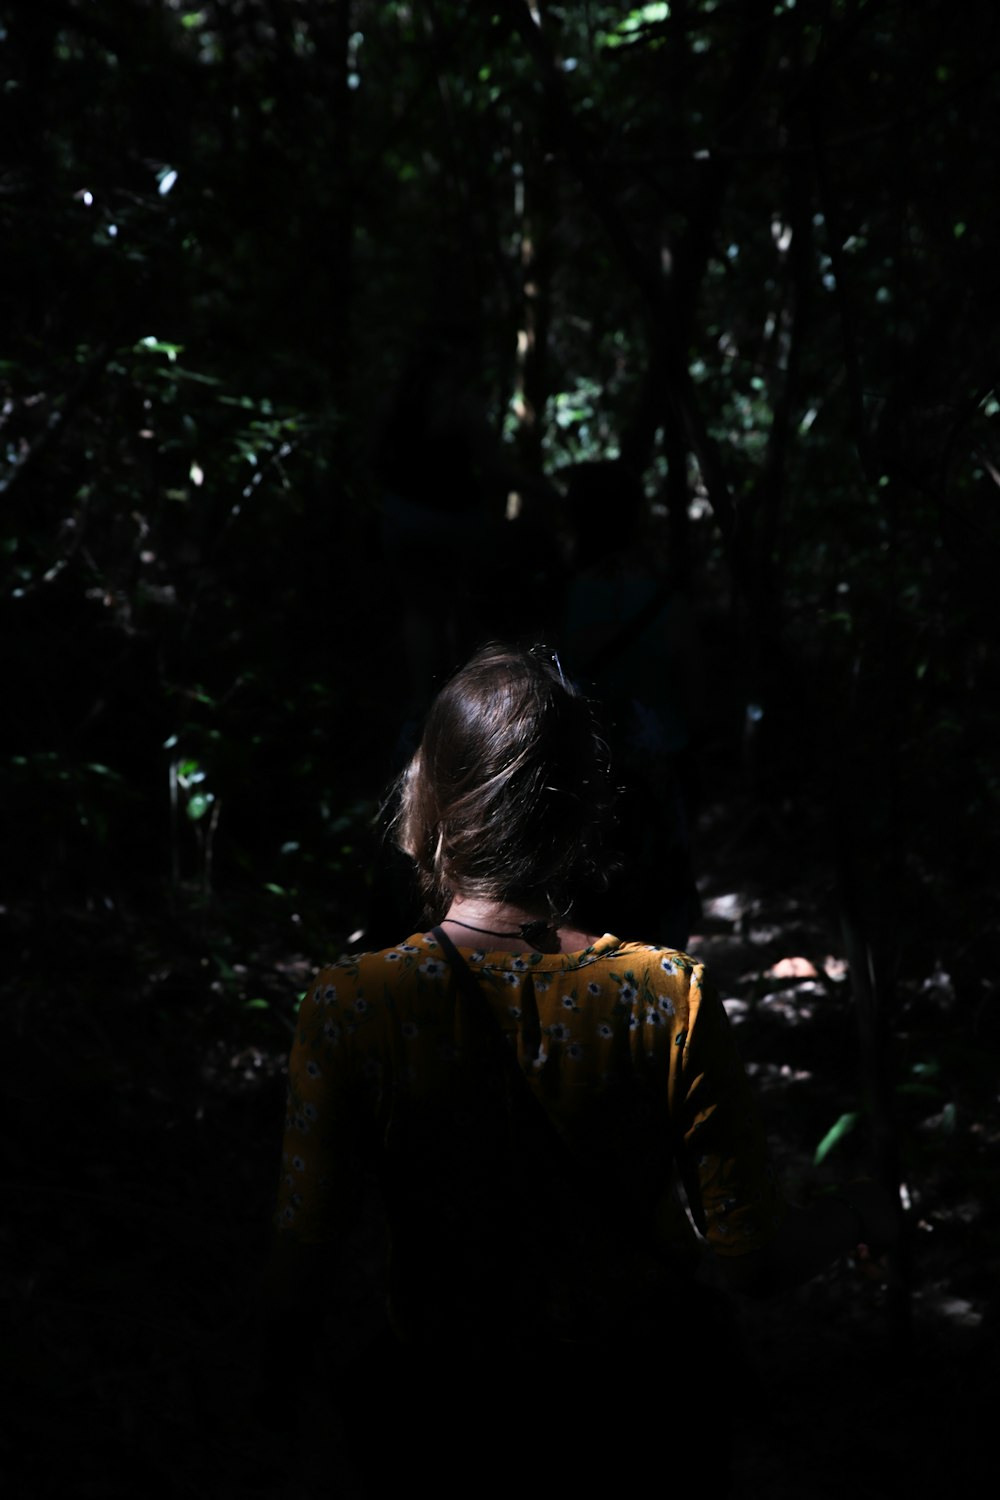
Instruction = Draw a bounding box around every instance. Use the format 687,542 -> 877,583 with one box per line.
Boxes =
429,928 -> 707,1344
429,925 -> 697,1241
429,925 -> 586,1177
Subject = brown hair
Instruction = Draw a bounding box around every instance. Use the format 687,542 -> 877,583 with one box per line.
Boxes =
394,644 -> 612,920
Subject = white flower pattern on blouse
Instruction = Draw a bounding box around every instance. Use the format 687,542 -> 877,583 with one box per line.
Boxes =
276,931 -> 785,1263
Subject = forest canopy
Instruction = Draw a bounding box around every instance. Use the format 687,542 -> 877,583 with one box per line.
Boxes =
3,0 -> 998,976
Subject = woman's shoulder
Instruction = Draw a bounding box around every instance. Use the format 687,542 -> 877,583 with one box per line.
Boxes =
302,933 -> 703,998
305,934 -> 444,993
588,939 -> 707,1010
598,937 -> 700,974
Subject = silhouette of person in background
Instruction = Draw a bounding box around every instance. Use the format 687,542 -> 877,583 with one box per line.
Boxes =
375,319 -> 560,729
559,460 -> 703,948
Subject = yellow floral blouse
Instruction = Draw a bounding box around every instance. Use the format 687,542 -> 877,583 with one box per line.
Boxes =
276,931 -> 783,1337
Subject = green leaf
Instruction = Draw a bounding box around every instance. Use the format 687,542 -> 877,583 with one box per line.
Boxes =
813,1110 -> 860,1165
186,791 -> 214,820
135,336 -> 184,362
161,366 -> 222,387
85,762 -> 120,779
245,998 -> 270,1010
264,882 -> 286,896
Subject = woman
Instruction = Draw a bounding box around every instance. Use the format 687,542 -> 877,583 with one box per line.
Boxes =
266,645 -> 894,1493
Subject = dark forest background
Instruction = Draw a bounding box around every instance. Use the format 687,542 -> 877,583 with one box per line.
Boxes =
2,2 -> 999,1495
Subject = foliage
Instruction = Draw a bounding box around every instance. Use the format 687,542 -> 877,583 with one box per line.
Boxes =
2,0 -> 998,979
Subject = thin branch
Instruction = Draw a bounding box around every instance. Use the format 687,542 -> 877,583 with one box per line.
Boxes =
0,343 -> 113,499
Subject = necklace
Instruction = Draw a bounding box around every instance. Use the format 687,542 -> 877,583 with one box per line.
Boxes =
444,915 -> 552,944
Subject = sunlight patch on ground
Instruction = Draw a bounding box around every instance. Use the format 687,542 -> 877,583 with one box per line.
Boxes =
725,979 -> 830,1025
274,952 -> 316,984
701,890 -> 748,923
744,1060 -> 814,1086
916,1291 -> 983,1329
764,956 -> 819,978
756,983 -> 826,1022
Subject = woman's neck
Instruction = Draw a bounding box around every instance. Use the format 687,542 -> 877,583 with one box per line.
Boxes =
437,895 -> 600,955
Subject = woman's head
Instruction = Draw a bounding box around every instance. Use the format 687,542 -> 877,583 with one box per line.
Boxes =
395,644 -> 611,919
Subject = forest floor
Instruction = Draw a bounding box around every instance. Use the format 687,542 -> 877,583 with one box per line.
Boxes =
683,796 -> 997,1497
4,784 -> 997,1498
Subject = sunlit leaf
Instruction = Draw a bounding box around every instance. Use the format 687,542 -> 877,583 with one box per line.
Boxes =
136,336 -> 183,362
599,1 -> 669,48
813,1110 -> 860,1165
186,791 -> 214,820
